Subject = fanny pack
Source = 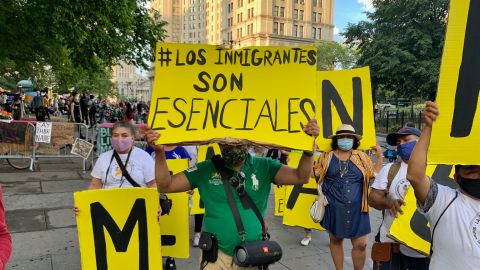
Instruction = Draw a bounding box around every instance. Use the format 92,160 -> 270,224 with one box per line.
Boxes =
211,155 -> 282,270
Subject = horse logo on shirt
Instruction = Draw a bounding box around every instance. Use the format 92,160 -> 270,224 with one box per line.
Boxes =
251,173 -> 259,191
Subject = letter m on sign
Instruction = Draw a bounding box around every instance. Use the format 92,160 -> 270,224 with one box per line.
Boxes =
321,78 -> 363,138
90,199 -> 149,270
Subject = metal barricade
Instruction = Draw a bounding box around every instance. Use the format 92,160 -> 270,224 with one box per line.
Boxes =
32,122 -> 90,171
0,121 -> 36,171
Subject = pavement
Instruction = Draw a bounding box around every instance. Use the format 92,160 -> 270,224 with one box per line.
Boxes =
1,136 -> 387,270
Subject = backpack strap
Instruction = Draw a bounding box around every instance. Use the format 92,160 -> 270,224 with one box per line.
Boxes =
430,191 -> 458,256
386,161 -> 402,191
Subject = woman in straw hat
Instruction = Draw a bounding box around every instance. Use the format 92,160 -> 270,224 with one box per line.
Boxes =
313,124 -> 382,270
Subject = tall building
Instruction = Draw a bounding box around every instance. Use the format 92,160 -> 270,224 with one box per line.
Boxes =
151,0 -> 334,47
112,61 -> 152,101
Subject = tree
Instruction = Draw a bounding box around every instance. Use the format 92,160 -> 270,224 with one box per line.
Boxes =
343,0 -> 449,101
0,0 -> 166,94
316,41 -> 358,71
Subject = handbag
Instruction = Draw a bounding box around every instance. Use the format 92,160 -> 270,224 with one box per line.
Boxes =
310,184 -> 328,223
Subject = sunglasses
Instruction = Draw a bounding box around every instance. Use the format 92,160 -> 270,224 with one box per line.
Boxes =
229,171 -> 246,196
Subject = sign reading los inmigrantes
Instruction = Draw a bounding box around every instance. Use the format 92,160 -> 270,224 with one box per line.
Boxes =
149,43 -> 318,150
149,43 -> 377,151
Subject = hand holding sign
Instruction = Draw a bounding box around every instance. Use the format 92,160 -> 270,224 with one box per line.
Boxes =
144,128 -> 164,152
302,118 -> 319,138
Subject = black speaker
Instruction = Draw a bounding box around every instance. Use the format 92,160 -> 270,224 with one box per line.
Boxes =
233,240 -> 282,267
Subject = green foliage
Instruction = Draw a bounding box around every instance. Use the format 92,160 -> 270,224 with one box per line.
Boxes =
343,0 -> 449,101
0,0 -> 166,95
316,41 -> 358,71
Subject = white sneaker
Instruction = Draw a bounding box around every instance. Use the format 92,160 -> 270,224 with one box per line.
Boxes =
300,237 -> 311,246
193,233 -> 201,247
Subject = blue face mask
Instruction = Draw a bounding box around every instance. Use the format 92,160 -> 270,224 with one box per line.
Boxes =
337,138 -> 354,151
396,140 -> 417,161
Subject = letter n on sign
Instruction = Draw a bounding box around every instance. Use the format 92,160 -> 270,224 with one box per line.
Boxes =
74,188 -> 163,270
429,0 -> 480,165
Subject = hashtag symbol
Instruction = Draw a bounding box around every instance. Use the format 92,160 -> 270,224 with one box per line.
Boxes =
157,47 -> 172,67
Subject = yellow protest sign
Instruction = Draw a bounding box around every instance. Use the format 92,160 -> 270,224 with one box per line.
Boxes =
161,159 -> 190,258
316,67 -> 376,151
148,43 -> 317,150
74,188 -> 162,270
274,185 -> 286,217
282,151 -> 324,230
388,165 -> 456,255
190,144 -> 221,215
429,0 -> 480,165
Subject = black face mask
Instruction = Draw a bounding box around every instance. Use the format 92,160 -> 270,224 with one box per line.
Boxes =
221,146 -> 248,166
457,176 -> 480,199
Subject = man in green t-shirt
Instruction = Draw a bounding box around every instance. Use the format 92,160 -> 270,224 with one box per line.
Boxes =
145,119 -> 319,269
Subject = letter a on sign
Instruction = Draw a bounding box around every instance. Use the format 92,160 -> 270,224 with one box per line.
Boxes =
74,188 -> 162,270
430,0 -> 480,165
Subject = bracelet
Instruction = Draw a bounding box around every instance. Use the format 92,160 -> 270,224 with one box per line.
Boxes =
303,151 -> 314,157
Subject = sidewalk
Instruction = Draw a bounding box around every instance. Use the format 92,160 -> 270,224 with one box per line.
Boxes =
1,157 -> 383,270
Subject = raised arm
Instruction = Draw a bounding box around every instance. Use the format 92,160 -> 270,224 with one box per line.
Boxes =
145,129 -> 192,193
274,119 -> 319,185
406,101 -> 438,204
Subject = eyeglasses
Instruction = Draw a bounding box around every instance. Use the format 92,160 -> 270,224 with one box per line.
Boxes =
229,171 -> 246,196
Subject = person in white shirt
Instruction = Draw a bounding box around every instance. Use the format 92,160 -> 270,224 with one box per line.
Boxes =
407,101 -> 480,270
74,121 -> 157,213
369,126 -> 429,269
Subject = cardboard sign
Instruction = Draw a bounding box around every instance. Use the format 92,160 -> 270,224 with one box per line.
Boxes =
429,0 -> 480,165
274,185 -> 286,217
316,67 -> 376,150
71,138 -> 94,159
282,151 -> 324,230
190,144 -> 222,215
148,43 -> 318,150
36,123 -> 75,154
0,122 -> 27,143
388,165 -> 457,255
161,159 -> 190,258
35,122 -> 52,143
74,188 -> 162,270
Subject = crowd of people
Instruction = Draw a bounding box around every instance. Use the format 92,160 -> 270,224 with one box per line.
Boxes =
0,88 -> 149,125
0,101 -> 478,270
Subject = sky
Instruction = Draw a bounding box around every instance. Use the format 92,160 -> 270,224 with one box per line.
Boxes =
333,0 -> 374,41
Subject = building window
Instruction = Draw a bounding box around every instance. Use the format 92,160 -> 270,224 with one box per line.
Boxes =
280,7 -> 285,17
273,22 -> 278,34
280,23 -> 284,34
312,12 -> 316,22
247,23 -> 253,35
318,13 -> 322,23
293,24 -> 298,37
317,27 -> 322,39
294,9 -> 298,20
299,25 -> 304,37
299,10 -> 304,20
312,27 -> 316,38
238,0 -> 243,8
273,6 -> 278,17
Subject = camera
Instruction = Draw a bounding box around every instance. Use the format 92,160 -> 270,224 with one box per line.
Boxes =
233,240 -> 282,268
159,193 -> 172,216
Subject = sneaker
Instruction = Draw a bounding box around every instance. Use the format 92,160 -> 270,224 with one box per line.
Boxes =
193,232 -> 201,247
165,257 -> 176,270
300,237 -> 312,246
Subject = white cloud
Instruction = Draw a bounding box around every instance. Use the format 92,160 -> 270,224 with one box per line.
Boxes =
357,0 -> 374,11
333,27 -> 340,35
